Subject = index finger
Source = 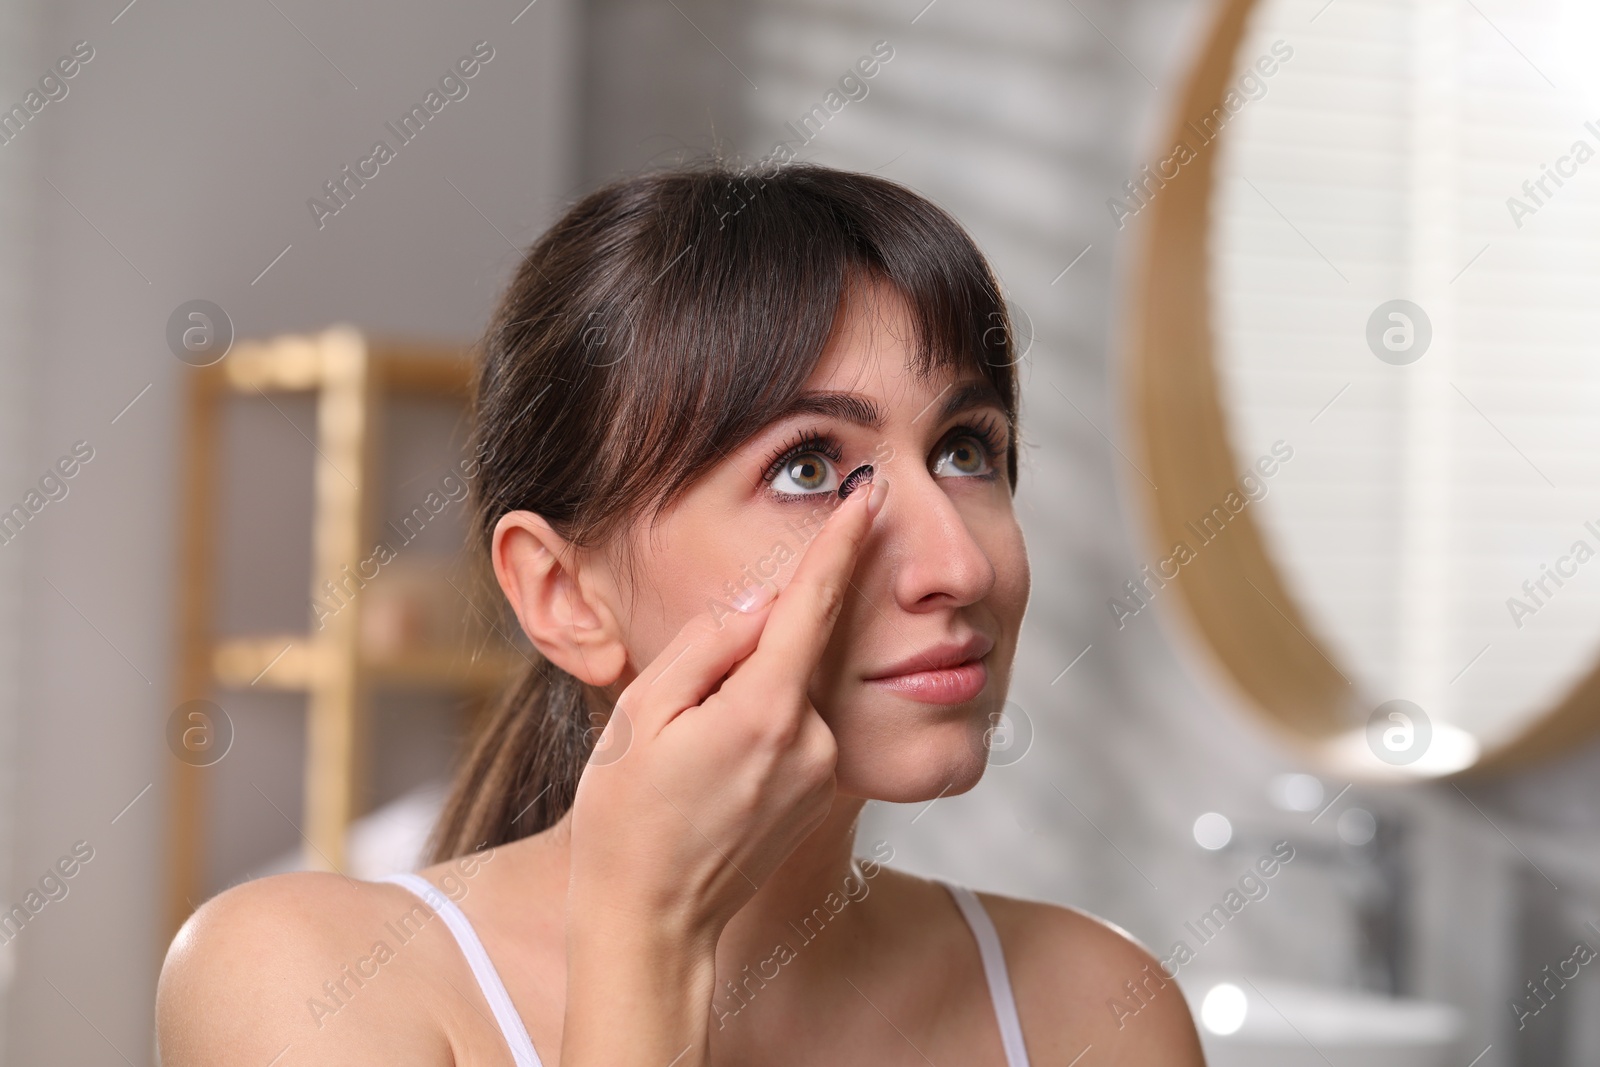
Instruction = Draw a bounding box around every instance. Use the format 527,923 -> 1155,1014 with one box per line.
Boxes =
748,474 -> 887,691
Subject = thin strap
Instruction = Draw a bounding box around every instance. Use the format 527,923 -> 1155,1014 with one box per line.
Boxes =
378,873 -> 544,1067
939,880 -> 1032,1067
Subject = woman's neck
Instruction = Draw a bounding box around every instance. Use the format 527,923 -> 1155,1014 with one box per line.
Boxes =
713,793 -> 870,959
696,794 -> 883,1037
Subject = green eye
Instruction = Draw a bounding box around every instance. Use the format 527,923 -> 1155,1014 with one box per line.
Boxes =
774,452 -> 839,494
934,434 -> 991,477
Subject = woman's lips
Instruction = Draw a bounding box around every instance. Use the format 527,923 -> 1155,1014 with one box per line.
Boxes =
861,633 -> 995,705
864,659 -> 988,704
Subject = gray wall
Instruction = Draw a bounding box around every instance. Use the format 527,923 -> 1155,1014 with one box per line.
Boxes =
0,1 -> 577,1062
0,0 -> 40,1043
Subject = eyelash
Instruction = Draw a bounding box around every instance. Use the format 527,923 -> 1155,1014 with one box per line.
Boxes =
758,416 -> 1009,501
759,430 -> 844,485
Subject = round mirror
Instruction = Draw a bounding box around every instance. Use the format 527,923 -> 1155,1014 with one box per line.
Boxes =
1124,0 -> 1600,777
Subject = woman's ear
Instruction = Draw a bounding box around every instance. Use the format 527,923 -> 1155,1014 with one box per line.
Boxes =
490,511 -> 628,687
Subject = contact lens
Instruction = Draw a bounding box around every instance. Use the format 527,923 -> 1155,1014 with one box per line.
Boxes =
837,463 -> 875,499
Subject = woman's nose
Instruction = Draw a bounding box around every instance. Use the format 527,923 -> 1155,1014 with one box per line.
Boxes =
875,470 -> 996,611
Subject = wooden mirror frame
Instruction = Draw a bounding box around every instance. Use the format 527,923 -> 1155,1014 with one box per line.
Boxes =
1122,0 -> 1600,775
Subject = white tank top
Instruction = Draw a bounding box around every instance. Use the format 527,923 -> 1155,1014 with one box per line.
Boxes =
379,871 -> 1031,1067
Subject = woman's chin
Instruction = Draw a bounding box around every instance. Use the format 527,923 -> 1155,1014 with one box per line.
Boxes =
829,709 -> 994,803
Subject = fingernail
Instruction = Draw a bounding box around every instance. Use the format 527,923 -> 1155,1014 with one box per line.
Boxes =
732,580 -> 776,613
866,477 -> 888,518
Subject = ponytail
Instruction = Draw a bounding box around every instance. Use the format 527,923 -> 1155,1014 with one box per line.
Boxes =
427,661 -> 592,861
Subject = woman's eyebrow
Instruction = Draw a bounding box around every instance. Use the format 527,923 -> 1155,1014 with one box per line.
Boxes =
767,379 -> 1006,432
769,390 -> 886,429
927,380 -> 1007,425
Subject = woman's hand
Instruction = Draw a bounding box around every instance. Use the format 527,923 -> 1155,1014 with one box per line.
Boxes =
560,476 -> 886,1066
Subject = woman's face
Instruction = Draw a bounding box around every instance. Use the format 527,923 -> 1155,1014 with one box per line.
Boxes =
609,277 -> 1030,802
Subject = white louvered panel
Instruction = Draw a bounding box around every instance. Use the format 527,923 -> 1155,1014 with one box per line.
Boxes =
1211,0 -> 1600,747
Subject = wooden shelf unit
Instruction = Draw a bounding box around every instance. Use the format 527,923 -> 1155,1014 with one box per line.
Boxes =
166,325 -> 517,935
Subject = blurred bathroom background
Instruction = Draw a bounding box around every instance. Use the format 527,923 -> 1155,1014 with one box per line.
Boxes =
2,0 -> 1598,1064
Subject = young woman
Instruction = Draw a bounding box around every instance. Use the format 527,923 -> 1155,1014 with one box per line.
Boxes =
157,162 -> 1205,1066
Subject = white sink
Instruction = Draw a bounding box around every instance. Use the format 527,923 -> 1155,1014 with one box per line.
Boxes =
1177,974 -> 1464,1067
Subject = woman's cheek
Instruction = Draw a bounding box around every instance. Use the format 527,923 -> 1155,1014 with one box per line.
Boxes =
1011,520 -> 1031,607
982,511 -> 1031,624
693,519 -> 811,623
620,559 -> 725,665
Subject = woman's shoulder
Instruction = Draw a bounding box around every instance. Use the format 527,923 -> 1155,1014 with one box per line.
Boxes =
963,884 -> 1207,1066
863,867 -> 1203,1059
156,871 -> 454,1066
972,885 -> 1163,973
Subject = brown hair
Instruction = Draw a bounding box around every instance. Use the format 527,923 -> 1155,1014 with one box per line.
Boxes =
428,159 -> 1020,862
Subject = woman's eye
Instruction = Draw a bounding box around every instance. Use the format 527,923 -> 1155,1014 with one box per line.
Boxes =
933,434 -> 992,478
772,451 -> 839,495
